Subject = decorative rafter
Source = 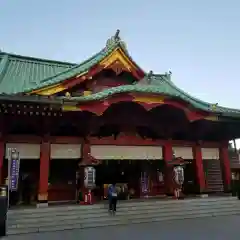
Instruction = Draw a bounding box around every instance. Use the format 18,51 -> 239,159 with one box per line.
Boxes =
107,60 -> 129,75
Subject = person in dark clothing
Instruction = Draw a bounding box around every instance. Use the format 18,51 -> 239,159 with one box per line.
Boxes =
108,183 -> 118,214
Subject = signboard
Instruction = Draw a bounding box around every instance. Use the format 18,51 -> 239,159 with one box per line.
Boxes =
8,149 -> 20,192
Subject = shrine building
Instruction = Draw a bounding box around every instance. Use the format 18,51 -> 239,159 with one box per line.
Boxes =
0,30 -> 239,205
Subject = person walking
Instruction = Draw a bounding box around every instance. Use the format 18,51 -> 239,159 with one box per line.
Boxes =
108,183 -> 118,215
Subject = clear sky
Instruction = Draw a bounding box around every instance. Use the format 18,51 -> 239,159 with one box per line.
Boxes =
1,0 -> 240,146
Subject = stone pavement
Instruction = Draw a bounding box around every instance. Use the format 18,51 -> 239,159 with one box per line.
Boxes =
5,215 -> 240,240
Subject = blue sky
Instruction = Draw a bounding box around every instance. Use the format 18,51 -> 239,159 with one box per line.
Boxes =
1,0 -> 240,145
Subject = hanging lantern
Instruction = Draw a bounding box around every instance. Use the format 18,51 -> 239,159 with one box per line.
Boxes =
173,166 -> 184,185
84,166 -> 96,189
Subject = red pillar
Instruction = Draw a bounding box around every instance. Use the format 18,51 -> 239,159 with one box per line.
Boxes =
38,140 -> 50,205
82,141 -> 91,165
0,139 -> 4,184
163,140 -> 173,195
80,140 -> 91,196
192,145 -> 206,193
219,141 -> 231,192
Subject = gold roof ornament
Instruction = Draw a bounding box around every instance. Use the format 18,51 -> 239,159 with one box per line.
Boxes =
211,103 -> 218,111
114,29 -> 121,41
65,92 -> 71,98
106,29 -> 128,52
147,70 -> 153,83
166,70 -> 172,81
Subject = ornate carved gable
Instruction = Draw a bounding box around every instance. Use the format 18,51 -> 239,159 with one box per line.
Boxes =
57,72 -> 136,97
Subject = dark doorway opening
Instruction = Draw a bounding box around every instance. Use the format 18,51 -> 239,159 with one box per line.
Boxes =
8,159 -> 40,206
94,160 -> 165,200
182,160 -> 198,194
49,159 -> 79,202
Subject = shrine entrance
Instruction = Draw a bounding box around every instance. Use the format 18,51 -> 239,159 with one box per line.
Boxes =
94,159 -> 166,200
182,160 -> 198,194
3,143 -> 41,207
7,159 -> 40,207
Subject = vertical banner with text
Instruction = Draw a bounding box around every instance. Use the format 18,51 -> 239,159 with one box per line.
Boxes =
8,148 -> 20,192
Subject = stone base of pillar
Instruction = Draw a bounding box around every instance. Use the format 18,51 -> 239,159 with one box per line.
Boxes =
37,193 -> 48,207
37,202 -> 48,208
199,194 -> 208,198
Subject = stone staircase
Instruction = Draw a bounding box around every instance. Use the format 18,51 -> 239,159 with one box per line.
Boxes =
229,151 -> 240,169
7,197 -> 240,235
203,159 -> 224,192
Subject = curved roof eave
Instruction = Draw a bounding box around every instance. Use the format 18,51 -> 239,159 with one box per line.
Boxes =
58,74 -> 240,117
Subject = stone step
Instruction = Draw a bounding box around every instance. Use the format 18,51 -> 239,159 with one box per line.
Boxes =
8,206 -> 240,235
207,187 -> 224,190
8,207 -> 240,235
206,172 -> 222,175
204,166 -> 221,169
206,182 -> 223,185
7,197 -> 240,235
8,210 -> 240,235
206,175 -> 223,179
206,188 -> 224,192
8,197 -> 234,216
8,201 -> 238,226
206,180 -> 223,184
207,163 -> 221,166
207,185 -> 224,188
206,183 -> 224,186
207,169 -> 221,172
8,197 -> 236,219
207,169 -> 222,172
206,179 -> 223,183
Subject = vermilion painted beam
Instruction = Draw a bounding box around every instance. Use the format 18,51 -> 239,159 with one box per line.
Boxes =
5,135 -> 83,144
135,68 -> 145,79
89,136 -> 165,146
89,136 -> 221,148
4,134 -> 221,148
62,64 -> 104,89
49,136 -> 83,144
6,135 -> 42,143
74,94 -> 210,122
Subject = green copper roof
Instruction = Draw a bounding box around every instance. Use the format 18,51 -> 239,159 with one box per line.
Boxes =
0,52 -> 76,94
60,74 -> 240,117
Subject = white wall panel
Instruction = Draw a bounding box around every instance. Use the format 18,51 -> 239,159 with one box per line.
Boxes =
90,145 -> 162,160
202,148 -> 219,160
5,143 -> 40,159
172,147 -> 193,159
51,144 -> 81,159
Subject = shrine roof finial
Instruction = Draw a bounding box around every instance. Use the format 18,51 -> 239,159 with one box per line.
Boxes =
146,70 -> 153,83
148,70 -> 153,78
106,29 -> 127,52
114,29 -> 121,41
